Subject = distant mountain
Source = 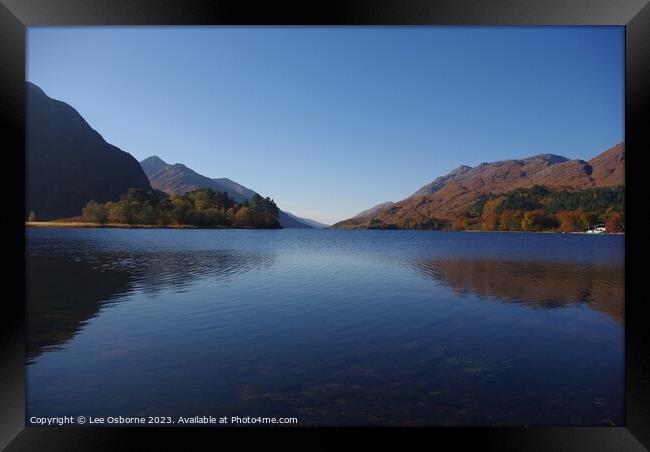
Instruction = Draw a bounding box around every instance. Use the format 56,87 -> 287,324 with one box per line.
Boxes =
212,178 -> 257,204
282,211 -> 329,229
26,82 -> 152,220
277,211 -> 314,229
140,156 -> 234,197
333,143 -> 624,228
140,156 -> 318,228
139,155 -> 169,177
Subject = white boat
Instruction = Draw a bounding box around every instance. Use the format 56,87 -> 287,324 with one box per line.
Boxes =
585,225 -> 606,234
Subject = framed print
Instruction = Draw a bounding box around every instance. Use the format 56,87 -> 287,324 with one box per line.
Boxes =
1,0 -> 648,450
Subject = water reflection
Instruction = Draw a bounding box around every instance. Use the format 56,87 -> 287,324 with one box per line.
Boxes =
26,230 -> 624,426
410,259 -> 624,323
27,249 -> 274,360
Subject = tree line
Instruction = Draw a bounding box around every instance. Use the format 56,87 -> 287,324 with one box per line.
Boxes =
368,216 -> 449,230
80,188 -> 281,228
362,185 -> 624,233
453,185 -> 624,232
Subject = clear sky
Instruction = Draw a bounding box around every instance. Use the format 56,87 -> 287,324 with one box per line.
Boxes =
27,26 -> 624,224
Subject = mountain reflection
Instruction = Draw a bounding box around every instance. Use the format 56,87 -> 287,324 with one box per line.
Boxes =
410,259 -> 624,323
27,249 -> 274,360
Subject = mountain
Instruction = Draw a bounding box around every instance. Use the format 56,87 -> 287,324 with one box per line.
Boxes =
587,143 -> 625,187
140,157 -> 232,197
140,156 -> 317,228
212,178 -> 257,204
334,143 -> 624,228
277,211 -> 314,229
282,211 -> 329,229
352,201 -> 396,219
26,82 -> 152,220
410,165 -> 473,198
139,155 -> 169,176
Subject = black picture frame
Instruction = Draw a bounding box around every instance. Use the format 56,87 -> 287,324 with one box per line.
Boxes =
1,0 -> 648,449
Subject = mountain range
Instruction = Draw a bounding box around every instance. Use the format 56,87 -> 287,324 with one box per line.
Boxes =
25,80 -> 622,230
26,82 -> 152,220
140,156 -> 328,229
25,82 -> 327,228
334,143 -> 624,228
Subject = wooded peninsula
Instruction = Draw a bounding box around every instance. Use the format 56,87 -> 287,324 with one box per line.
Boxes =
31,188 -> 283,229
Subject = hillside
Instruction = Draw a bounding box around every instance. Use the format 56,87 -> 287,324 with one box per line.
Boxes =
140,156 -> 316,228
353,201 -> 396,219
26,82 -> 152,220
282,211 -> 329,229
333,143 -> 624,229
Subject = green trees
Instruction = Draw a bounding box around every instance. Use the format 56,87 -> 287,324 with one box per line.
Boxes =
95,188 -> 162,224
466,185 -> 623,233
361,184 -> 623,232
169,193 -> 195,224
396,214 -> 448,230
519,211 -> 559,231
80,188 -> 281,228
248,193 -> 281,228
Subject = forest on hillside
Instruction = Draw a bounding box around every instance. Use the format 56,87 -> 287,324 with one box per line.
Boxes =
457,185 -> 624,232
364,185 -> 624,232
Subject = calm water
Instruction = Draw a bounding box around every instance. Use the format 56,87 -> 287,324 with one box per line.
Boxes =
26,228 -> 624,426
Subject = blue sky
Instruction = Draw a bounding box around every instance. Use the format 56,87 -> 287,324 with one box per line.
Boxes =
27,27 -> 624,224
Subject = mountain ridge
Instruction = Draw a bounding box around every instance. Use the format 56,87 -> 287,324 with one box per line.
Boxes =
26,82 -> 152,220
140,156 -> 320,228
334,143 -> 624,228
353,201 -> 396,219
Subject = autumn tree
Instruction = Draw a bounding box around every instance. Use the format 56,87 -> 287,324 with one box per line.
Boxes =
75,187 -> 280,229
82,201 -> 108,224
605,213 -> 623,233
557,210 -> 583,232
498,210 -> 524,231
481,197 -> 503,231
248,193 -> 280,228
234,206 -> 252,227
579,211 -> 598,231
452,212 -> 470,231
520,210 -> 558,231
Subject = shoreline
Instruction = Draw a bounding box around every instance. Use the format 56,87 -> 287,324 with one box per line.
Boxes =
329,225 -> 623,235
25,222 -> 281,230
26,222 -> 623,234
25,221 -> 281,230
454,229 -> 624,235
26,221 -> 199,229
